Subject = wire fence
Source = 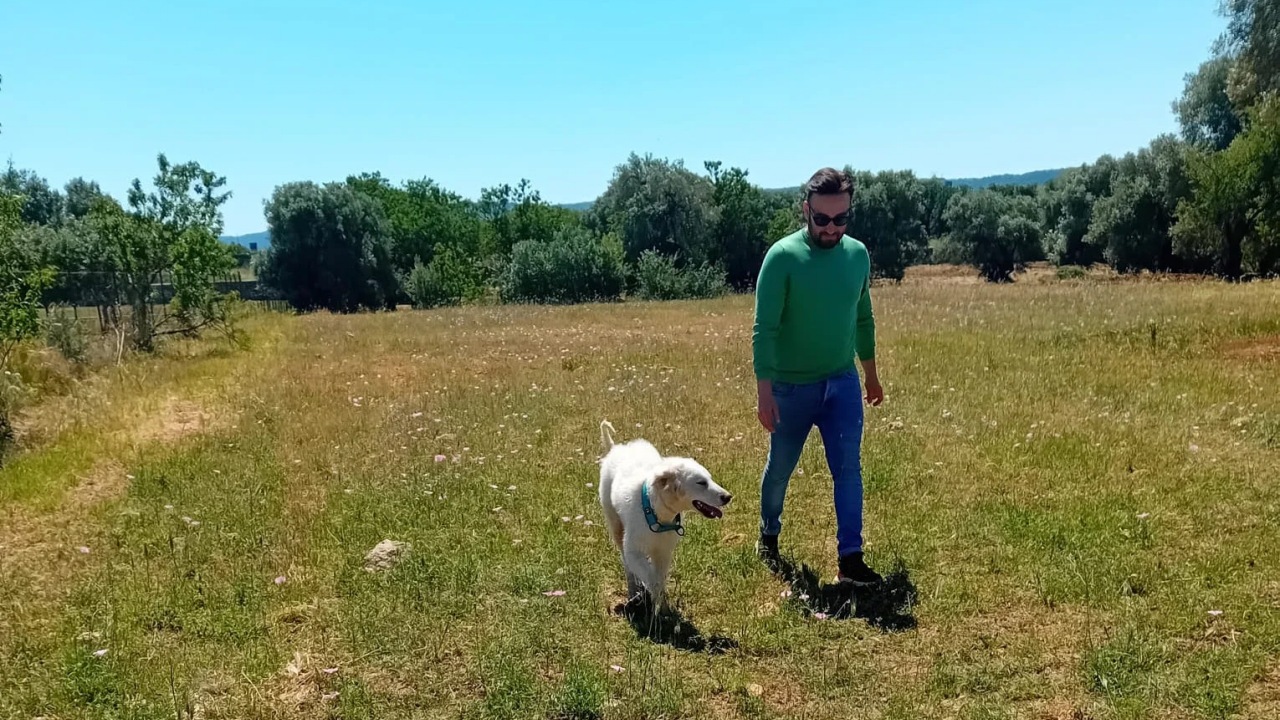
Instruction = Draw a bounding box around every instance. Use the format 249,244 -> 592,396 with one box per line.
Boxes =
37,268 -> 285,325
39,298 -> 292,335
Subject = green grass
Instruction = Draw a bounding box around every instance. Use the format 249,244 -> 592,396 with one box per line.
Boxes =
3,270 -> 1279,719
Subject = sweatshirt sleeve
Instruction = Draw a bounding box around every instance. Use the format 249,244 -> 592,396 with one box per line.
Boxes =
855,272 -> 876,362
752,244 -> 786,380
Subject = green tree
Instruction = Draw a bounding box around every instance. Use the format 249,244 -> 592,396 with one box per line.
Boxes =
1041,169 -> 1103,266
1074,136 -> 1191,273
1,164 -> 65,227
88,154 -> 239,351
1086,175 -> 1170,273
260,181 -> 399,312
590,153 -> 717,266
478,179 -> 578,256
1,193 -> 56,458
704,161 -> 770,289
14,219 -> 120,310
844,168 -> 928,281
941,189 -> 1042,282
63,177 -> 109,220
1218,0 -> 1280,108
919,177 -> 959,241
1174,54 -> 1246,150
1173,96 -> 1280,278
1083,155 -> 1119,199
346,172 -> 487,277
0,195 -> 54,368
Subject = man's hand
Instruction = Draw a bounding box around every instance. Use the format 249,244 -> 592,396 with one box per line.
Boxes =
757,379 -> 779,432
862,359 -> 884,407
864,377 -> 884,407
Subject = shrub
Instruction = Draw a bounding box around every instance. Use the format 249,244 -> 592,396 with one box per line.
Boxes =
927,235 -> 969,266
44,305 -> 90,365
499,229 -> 626,305
0,365 -> 31,464
1055,264 -> 1089,280
405,246 -> 484,309
631,250 -> 729,301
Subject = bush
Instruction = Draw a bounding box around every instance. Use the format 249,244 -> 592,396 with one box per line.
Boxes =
631,250 -> 730,301
0,368 -> 29,464
44,305 -> 90,365
927,236 -> 969,265
405,246 -> 484,309
0,407 -> 12,462
499,229 -> 626,305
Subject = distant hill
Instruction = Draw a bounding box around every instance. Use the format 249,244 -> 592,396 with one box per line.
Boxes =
944,168 -> 1066,188
220,230 -> 270,250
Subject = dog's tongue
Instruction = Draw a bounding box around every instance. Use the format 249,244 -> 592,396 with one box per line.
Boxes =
693,500 -> 723,519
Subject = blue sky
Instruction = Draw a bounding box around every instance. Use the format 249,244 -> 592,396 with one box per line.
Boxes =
1,0 -> 1225,236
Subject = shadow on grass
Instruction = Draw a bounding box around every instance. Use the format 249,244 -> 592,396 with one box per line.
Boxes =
611,597 -> 739,655
768,553 -> 918,632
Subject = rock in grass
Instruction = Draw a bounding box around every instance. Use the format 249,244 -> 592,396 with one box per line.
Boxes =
363,539 -> 410,573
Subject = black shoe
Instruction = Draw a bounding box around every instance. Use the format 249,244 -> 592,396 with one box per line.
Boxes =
837,552 -> 883,586
756,533 -> 780,565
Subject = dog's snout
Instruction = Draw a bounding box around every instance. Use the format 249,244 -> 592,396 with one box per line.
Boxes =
721,493 -> 733,505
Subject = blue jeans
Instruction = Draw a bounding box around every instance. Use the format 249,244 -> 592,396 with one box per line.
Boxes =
759,368 -> 865,557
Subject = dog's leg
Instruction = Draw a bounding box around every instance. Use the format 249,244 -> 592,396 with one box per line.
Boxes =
650,551 -> 673,611
626,569 -> 643,605
602,503 -> 625,550
623,536 -> 661,610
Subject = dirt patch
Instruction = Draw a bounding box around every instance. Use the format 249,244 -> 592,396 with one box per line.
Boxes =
0,460 -> 124,549
0,460 -> 126,646
258,650 -> 344,717
1242,661 -> 1280,719
1221,335 -> 1280,362
68,458 -> 130,508
131,397 -> 223,444
2,395 -> 232,617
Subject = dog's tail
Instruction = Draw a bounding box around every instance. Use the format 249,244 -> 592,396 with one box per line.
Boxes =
600,419 -> 617,452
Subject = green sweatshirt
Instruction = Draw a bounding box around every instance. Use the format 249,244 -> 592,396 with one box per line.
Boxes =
752,229 -> 875,384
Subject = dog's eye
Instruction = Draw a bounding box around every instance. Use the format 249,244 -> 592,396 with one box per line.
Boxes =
698,480 -> 708,487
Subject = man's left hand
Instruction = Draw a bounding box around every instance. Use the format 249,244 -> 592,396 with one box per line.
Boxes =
864,377 -> 884,407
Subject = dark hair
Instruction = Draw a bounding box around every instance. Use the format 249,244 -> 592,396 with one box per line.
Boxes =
804,167 -> 853,201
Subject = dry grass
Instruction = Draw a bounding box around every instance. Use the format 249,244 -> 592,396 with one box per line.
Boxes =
2,268 -> 1279,719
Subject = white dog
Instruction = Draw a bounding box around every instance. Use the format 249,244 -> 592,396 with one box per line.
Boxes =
597,419 -> 733,610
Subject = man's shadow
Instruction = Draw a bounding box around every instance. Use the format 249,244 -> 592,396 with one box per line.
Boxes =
611,597 -> 739,655
767,553 -> 918,632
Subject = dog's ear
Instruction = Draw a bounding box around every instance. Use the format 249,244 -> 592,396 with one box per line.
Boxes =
653,463 -> 681,492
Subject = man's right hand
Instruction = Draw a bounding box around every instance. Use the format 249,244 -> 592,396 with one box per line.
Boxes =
757,380 -> 779,433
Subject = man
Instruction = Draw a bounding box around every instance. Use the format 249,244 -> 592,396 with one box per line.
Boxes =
751,167 -> 884,586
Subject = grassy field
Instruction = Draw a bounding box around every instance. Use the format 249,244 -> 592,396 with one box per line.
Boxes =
2,266 -> 1279,719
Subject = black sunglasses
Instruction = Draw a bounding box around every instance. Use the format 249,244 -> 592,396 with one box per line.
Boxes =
810,210 -> 851,227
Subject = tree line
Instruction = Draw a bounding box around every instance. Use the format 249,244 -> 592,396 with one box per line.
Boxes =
248,0 -> 1278,298
3,0 -> 1279,344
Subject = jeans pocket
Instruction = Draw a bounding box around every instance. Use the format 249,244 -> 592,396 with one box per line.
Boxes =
771,381 -> 797,398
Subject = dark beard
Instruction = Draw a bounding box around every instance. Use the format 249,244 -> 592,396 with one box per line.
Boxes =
809,224 -> 841,249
